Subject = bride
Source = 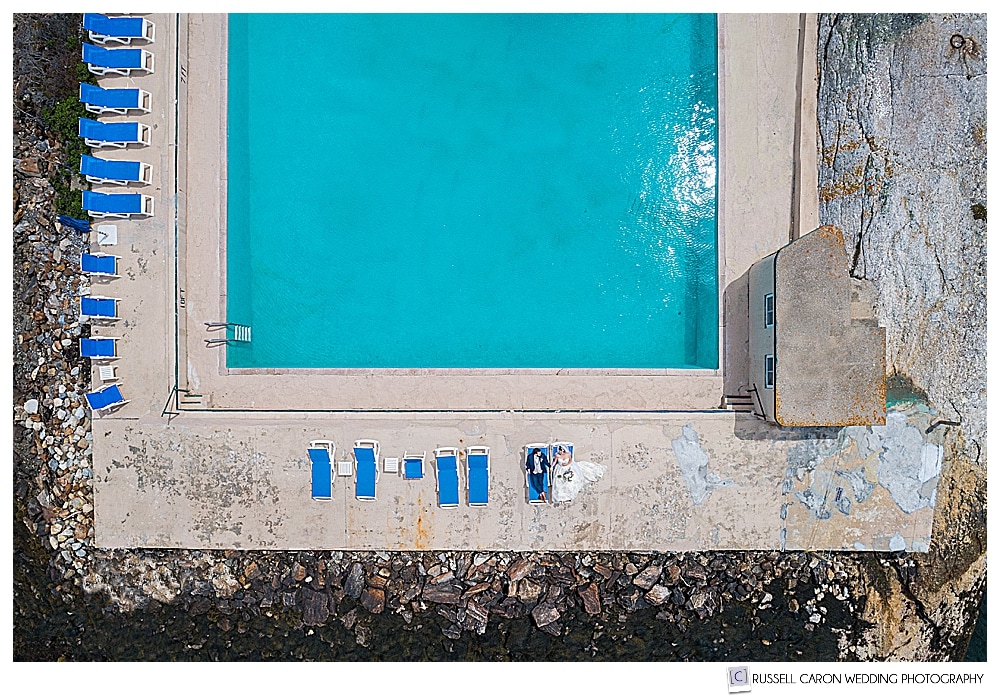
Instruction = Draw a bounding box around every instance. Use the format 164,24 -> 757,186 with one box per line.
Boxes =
550,444 -> 605,504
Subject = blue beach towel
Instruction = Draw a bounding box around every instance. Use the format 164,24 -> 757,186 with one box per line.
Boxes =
57,215 -> 91,233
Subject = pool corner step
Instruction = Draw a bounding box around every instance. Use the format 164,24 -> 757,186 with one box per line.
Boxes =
179,391 -> 204,408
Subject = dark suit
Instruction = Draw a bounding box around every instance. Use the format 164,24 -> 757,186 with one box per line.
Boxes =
525,448 -> 549,498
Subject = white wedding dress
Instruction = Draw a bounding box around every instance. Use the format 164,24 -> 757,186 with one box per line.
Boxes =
550,458 -> 606,503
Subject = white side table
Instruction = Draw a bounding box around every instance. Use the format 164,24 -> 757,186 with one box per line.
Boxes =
95,224 -> 118,246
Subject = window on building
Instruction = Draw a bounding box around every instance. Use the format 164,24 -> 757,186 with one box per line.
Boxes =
764,293 -> 774,328
764,354 -> 775,389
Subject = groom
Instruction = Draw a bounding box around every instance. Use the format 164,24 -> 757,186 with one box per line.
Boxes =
526,447 -> 549,502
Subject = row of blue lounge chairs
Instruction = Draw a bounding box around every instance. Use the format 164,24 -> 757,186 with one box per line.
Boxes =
80,246 -> 127,415
76,118 -> 155,216
79,253 -> 122,353
309,442 -> 492,507
77,17 -> 155,414
79,15 -> 156,220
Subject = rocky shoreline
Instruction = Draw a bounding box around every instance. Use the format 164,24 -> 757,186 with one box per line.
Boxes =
13,13 -> 985,660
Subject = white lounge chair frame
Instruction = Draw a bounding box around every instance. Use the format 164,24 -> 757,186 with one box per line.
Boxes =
89,194 -> 155,220
83,337 -> 120,362
309,440 -> 336,501
83,253 -> 119,278
354,439 -> 380,501
403,450 -> 426,480
85,48 -> 155,77
84,161 -> 153,186
87,385 -> 129,415
84,88 -> 152,115
310,440 -> 336,457
525,442 -> 550,505
83,123 -> 152,149
466,445 -> 491,507
80,295 -> 120,323
88,17 -> 156,45
433,447 -> 460,509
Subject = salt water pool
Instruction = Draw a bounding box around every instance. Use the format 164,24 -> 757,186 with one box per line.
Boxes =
226,14 -> 718,369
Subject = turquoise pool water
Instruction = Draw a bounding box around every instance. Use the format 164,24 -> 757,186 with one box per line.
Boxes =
226,14 -> 718,369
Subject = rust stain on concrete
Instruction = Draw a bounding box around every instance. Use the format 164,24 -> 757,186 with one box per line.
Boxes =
414,491 -> 429,549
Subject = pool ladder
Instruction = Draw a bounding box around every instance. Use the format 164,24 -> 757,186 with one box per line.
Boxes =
204,322 -> 252,346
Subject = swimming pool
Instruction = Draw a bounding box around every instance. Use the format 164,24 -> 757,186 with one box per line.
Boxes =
226,14 -> 718,369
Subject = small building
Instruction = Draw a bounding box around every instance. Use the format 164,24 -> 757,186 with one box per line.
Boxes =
746,225 -> 886,426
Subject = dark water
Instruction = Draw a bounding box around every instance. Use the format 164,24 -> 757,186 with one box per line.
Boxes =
964,592 -> 986,661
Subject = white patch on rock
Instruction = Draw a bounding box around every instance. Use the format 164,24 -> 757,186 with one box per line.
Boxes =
876,412 -> 940,514
919,443 -> 943,483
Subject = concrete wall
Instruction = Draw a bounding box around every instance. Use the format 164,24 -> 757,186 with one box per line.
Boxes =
747,252 -> 776,420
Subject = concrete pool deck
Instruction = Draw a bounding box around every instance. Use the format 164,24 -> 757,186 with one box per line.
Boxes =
88,13 -> 939,552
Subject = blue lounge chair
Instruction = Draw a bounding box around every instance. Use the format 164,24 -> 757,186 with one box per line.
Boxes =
403,450 -> 425,480
466,446 -> 490,506
81,252 -> 119,277
84,383 -> 128,414
78,118 -> 150,148
82,43 -> 155,76
525,442 -> 550,504
83,191 -> 154,219
84,14 -> 155,45
80,155 -> 152,186
434,447 -> 460,508
80,296 -> 119,321
308,440 -> 335,500
354,439 -> 380,501
80,83 -> 151,115
80,337 -> 118,359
